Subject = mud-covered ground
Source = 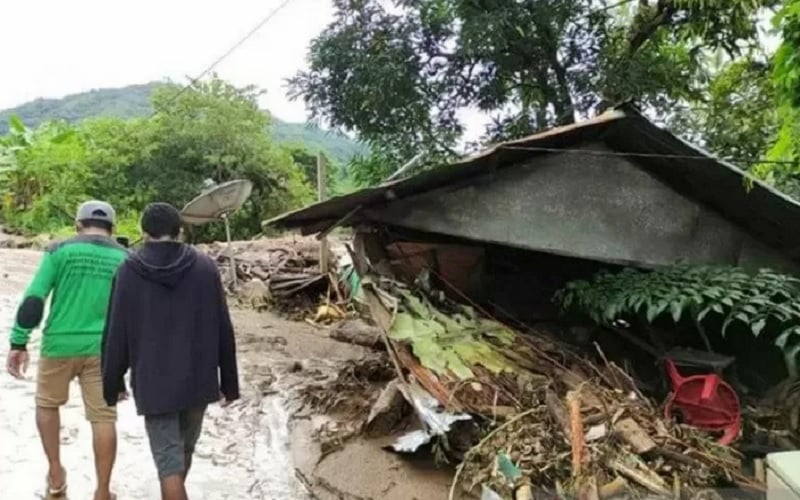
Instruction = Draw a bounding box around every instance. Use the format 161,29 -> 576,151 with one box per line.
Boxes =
0,248 -> 455,499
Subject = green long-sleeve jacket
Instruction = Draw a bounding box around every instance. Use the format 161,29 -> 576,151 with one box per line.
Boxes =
10,234 -> 128,358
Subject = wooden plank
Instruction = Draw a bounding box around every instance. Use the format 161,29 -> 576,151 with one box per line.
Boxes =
613,418 -> 656,454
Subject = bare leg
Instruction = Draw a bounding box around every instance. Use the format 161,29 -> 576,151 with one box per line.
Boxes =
36,406 -> 65,489
160,475 -> 188,500
91,422 -> 117,500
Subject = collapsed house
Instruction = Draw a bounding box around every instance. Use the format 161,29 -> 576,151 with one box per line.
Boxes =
266,104 -> 800,497
270,102 -> 800,374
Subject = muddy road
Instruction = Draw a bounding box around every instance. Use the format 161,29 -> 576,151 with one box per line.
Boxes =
0,248 -> 456,500
0,249 -> 321,499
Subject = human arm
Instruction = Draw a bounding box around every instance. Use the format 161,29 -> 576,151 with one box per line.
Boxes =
216,268 -> 240,403
101,273 -> 130,406
10,251 -> 58,351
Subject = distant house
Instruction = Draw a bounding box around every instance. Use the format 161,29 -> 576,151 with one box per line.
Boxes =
268,103 -> 799,273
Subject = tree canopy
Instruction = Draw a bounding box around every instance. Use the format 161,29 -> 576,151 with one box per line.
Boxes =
0,78 -> 317,241
0,82 -> 367,167
755,0 -> 800,197
291,0 -> 781,186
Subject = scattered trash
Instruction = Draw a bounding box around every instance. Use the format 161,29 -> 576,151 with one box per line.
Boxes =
389,381 -> 472,453
664,359 -> 741,445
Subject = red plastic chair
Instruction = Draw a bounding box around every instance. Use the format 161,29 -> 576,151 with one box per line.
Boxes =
663,359 -> 741,445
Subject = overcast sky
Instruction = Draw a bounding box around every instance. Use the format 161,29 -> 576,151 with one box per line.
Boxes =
0,0 -> 333,122
0,1 -> 780,140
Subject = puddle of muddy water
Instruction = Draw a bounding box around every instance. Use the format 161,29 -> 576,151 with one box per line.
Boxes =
0,250 -> 306,499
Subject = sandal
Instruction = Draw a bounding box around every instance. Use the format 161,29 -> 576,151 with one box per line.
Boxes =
45,467 -> 67,497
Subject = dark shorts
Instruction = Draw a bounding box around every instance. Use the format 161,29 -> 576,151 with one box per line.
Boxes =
144,407 -> 206,479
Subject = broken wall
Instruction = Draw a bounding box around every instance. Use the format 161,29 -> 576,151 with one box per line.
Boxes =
384,241 -> 485,297
374,233 -> 613,324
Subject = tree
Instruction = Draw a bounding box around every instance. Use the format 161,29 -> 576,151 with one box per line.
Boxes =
0,117 -> 30,206
126,78 -> 312,240
80,117 -> 155,212
668,56 -> 779,165
1,77 -> 314,240
291,0 -> 776,186
757,0 -> 800,197
1,118 -> 91,232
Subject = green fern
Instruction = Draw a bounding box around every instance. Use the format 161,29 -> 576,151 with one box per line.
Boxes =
555,265 -> 800,375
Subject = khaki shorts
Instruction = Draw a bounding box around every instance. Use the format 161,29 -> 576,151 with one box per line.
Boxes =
36,356 -> 117,423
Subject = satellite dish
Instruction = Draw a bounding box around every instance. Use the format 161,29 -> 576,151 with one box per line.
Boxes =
181,179 -> 253,225
180,179 -> 253,287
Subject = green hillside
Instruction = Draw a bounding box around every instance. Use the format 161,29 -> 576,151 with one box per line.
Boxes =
0,82 -> 367,165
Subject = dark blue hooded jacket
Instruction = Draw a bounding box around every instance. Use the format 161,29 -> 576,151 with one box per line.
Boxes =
101,241 -> 240,415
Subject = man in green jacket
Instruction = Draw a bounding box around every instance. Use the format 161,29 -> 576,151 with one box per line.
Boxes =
6,200 -> 128,500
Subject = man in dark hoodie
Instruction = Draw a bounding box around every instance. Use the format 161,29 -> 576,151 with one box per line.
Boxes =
102,202 -> 239,500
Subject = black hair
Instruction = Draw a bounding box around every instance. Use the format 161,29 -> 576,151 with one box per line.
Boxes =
141,202 -> 182,239
79,219 -> 113,233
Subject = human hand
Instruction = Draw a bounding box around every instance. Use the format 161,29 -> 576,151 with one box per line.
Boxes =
219,392 -> 232,408
118,390 -> 130,402
6,350 -> 29,380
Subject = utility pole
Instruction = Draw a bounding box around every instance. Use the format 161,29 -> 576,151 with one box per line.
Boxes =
317,153 -> 329,273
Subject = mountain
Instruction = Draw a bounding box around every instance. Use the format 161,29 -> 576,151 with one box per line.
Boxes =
0,83 -> 367,165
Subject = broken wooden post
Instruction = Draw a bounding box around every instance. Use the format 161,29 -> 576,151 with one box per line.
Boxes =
567,390 -> 586,477
317,152 -> 329,273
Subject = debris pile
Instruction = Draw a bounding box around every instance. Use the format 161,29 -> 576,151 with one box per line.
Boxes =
298,355 -> 397,456
0,229 -> 46,249
197,236 -> 347,318
362,280 -> 764,499
300,355 -> 395,417
743,377 -> 800,450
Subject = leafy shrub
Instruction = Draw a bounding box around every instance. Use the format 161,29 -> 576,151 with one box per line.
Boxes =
51,212 -> 141,242
555,265 -> 800,375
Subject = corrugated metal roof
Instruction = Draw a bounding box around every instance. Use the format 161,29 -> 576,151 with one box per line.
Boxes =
266,104 -> 800,258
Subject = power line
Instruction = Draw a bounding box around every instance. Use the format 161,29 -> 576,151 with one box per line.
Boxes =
498,145 -> 800,166
591,0 -> 637,16
160,0 -> 294,110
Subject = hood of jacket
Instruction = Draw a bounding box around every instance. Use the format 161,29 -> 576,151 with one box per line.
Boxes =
128,241 -> 198,288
